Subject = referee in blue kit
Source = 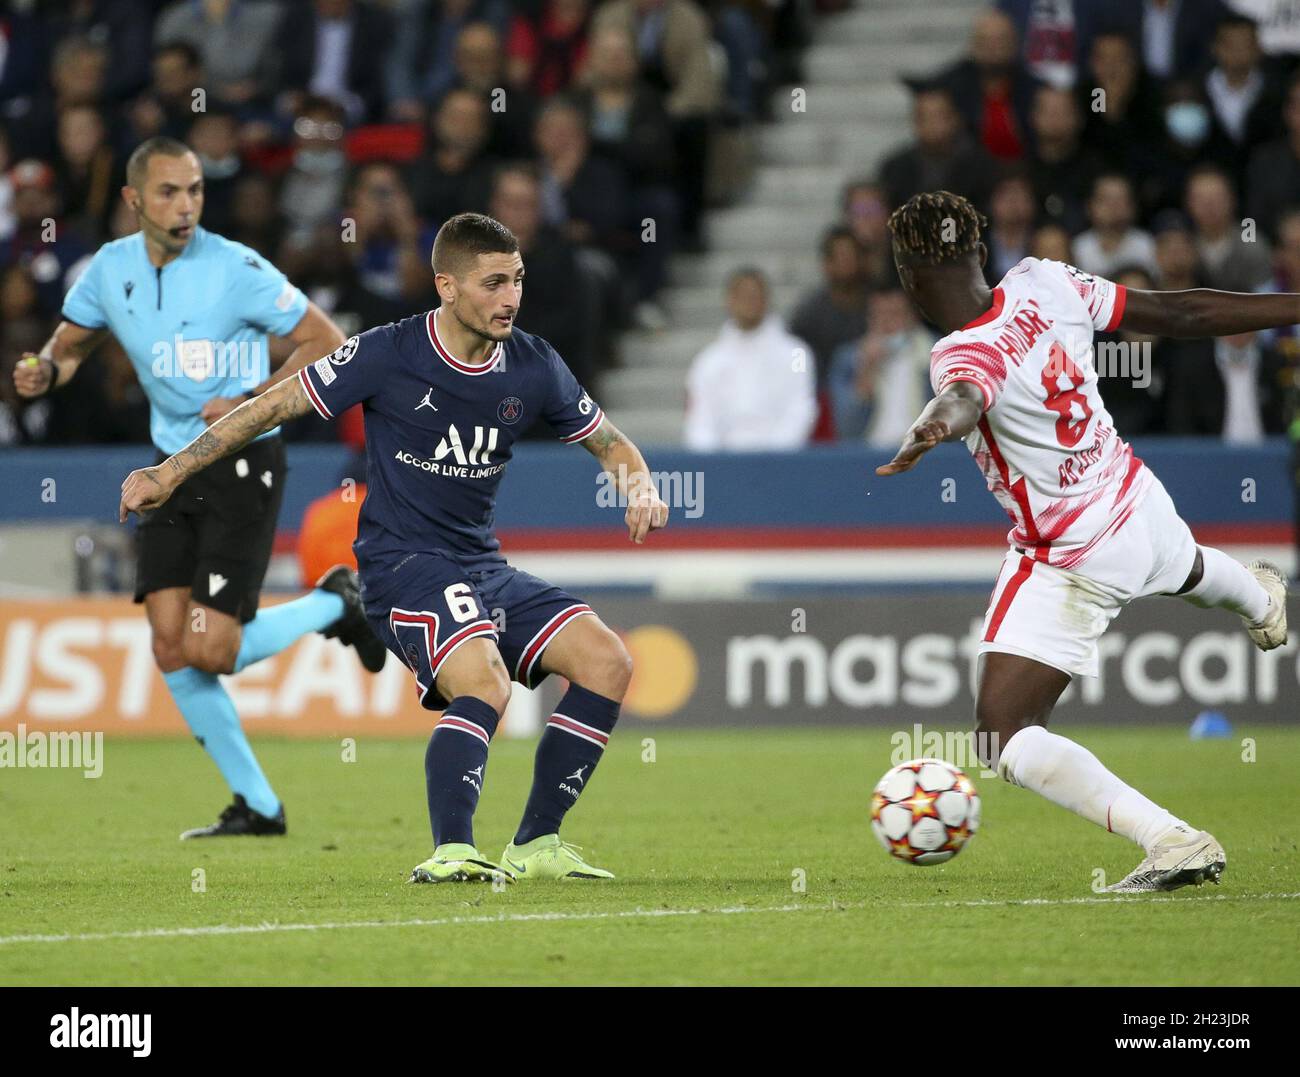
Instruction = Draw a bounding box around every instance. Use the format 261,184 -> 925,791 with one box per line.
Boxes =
13,137 -> 385,839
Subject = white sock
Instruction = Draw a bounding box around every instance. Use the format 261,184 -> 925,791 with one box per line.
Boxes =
1181,546 -> 1270,623
997,726 -> 1188,851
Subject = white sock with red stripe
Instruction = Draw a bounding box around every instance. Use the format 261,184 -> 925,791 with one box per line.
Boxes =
513,683 -> 619,845
1180,546 -> 1271,623
997,725 -> 1188,852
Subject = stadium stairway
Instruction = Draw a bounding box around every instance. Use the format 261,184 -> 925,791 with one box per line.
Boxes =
601,0 -> 983,446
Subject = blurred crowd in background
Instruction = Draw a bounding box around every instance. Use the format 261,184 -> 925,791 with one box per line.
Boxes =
3,0 -> 1300,456
0,0 -> 817,447
687,0 -> 1300,451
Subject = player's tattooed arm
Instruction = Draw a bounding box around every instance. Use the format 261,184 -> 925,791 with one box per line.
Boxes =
12,320 -> 108,399
876,381 -> 984,477
1121,288 -> 1300,338
119,378 -> 312,521
200,304 -> 346,426
581,416 -> 670,543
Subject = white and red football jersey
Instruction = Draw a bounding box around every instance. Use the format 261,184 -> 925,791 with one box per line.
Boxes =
930,257 -> 1151,569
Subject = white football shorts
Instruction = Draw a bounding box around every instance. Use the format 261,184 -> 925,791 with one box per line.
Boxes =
978,477 -> 1199,678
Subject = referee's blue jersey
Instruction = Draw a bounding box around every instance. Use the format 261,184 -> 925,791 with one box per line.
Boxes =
61,226 -> 309,453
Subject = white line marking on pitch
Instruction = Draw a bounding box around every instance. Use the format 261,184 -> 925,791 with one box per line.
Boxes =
2,892 -> 1297,947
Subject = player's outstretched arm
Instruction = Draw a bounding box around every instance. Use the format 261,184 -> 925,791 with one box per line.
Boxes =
12,320 -> 108,399
582,416 -> 669,544
120,377 -> 314,521
1120,288 -> 1300,339
876,381 -> 984,477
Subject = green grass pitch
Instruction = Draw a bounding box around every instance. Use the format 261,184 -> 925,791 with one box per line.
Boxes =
1,727 -> 1297,986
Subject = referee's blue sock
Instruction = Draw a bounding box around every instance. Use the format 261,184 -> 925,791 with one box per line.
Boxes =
163,667 -> 281,817
233,589 -> 345,673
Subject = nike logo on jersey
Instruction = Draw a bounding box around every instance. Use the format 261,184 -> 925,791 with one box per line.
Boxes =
124,281 -> 134,299
261,470 -> 273,488
415,388 -> 438,412
208,573 -> 228,597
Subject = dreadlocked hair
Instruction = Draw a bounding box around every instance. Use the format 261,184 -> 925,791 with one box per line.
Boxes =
887,191 -> 987,266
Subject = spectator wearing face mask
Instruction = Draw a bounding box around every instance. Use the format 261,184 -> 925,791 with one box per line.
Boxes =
185,109 -> 245,237
279,96 -> 350,250
1142,79 -> 1236,218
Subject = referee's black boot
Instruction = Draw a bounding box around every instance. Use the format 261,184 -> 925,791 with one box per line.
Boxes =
180,795 -> 287,840
316,564 -> 388,673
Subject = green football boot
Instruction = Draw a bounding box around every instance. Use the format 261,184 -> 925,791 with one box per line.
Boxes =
501,834 -> 615,880
409,843 -> 515,884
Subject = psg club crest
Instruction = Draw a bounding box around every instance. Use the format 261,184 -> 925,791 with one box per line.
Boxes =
497,396 -> 523,424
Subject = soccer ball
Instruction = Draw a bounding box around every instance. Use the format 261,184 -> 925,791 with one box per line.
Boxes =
871,758 -> 980,866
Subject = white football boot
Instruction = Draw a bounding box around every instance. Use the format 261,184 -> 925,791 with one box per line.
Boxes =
1105,828 -> 1226,893
1244,560 -> 1288,651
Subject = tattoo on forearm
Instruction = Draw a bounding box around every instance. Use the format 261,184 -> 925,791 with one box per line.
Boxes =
167,384 -> 310,481
585,422 -> 627,459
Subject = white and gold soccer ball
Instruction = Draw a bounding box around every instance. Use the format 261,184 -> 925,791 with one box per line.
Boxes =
871,758 -> 980,865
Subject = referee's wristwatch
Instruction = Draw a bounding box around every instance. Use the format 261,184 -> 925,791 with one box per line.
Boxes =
36,357 -> 60,398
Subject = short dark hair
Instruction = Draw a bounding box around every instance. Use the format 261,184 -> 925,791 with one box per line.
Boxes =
1215,13 -> 1258,37
126,136 -> 193,188
432,212 -> 519,277
887,190 -> 986,267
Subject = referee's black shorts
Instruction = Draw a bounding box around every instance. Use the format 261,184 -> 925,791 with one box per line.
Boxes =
133,436 -> 287,624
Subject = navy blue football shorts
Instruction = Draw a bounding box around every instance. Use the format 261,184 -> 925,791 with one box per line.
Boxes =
362,552 -> 594,710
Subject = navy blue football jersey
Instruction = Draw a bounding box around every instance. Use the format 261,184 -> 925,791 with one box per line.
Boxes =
297,309 -> 603,571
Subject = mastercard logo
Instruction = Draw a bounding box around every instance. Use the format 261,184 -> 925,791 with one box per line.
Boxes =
620,625 -> 698,719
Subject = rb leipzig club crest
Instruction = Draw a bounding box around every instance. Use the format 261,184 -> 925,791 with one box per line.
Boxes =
497,396 -> 523,424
